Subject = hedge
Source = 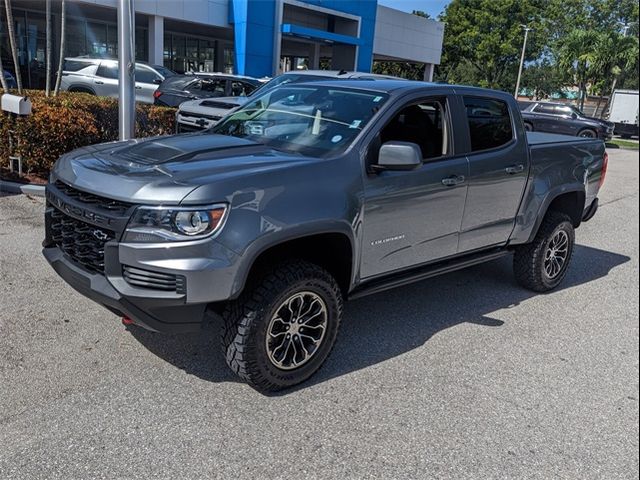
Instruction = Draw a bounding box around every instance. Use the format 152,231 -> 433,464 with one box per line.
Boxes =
0,90 -> 176,178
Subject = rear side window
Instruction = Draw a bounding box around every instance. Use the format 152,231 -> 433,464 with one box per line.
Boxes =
64,60 -> 95,72
532,104 -> 555,115
96,62 -> 118,79
135,66 -> 161,84
464,97 -> 513,152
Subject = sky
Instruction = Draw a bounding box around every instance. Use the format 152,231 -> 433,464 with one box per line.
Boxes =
377,0 -> 451,19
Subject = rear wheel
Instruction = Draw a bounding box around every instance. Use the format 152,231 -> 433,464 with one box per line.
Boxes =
513,212 -> 575,292
68,87 -> 95,95
578,128 -> 597,138
221,260 -> 342,392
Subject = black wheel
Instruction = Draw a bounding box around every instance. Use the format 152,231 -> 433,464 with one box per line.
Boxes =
578,128 -> 597,138
69,87 -> 95,95
221,260 -> 343,392
524,122 -> 534,132
513,212 -> 575,292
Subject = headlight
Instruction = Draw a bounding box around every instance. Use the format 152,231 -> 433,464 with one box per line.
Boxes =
123,204 -> 228,242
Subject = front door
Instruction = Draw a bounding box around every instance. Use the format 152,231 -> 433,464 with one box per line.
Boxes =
458,95 -> 529,252
360,96 -> 469,279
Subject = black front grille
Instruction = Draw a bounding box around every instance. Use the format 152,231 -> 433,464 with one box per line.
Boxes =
177,123 -> 207,133
123,265 -> 186,293
54,181 -> 132,216
50,207 -> 115,273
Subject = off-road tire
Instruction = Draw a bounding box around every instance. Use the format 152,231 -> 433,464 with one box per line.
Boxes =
221,260 -> 343,392
513,212 -> 575,292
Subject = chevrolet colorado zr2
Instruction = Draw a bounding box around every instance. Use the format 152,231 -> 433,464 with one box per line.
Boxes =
43,80 -> 607,392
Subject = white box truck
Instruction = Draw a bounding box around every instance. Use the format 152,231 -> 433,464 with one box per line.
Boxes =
608,89 -> 639,138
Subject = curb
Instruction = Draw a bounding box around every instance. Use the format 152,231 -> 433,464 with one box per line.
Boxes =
0,179 -> 46,197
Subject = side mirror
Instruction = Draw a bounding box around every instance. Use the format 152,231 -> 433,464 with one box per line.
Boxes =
374,141 -> 422,171
571,112 -> 578,119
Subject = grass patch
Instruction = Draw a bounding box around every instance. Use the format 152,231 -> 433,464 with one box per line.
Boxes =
607,139 -> 639,150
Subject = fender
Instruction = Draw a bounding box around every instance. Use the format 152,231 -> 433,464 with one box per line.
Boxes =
509,182 -> 585,245
228,219 -> 357,299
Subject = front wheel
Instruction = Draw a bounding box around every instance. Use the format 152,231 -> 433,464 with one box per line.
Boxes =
221,260 -> 343,392
513,212 -> 575,292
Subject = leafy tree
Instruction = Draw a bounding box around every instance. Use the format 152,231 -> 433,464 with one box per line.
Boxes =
437,0 -> 547,91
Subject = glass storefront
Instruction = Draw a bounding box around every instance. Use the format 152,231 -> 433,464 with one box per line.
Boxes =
163,33 -> 217,74
1,8 -> 147,89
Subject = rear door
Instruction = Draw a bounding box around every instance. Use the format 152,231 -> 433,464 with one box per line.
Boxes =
360,93 -> 469,278
94,61 -> 119,98
458,95 -> 529,252
134,65 -> 163,103
530,103 -> 559,133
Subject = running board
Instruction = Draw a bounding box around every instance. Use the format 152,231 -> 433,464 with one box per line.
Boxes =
349,248 -> 511,300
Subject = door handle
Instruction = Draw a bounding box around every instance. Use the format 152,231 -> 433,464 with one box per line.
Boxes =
95,80 -> 104,84
505,164 -> 524,174
441,175 -> 465,186
135,86 -> 142,90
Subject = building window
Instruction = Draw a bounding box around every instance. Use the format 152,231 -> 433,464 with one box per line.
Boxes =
163,33 -> 217,73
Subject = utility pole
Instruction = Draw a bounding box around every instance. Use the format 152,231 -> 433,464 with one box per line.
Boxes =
514,24 -> 532,98
118,0 -> 135,140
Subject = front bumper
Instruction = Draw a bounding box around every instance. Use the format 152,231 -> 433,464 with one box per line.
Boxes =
43,246 -> 208,333
43,182 -> 242,333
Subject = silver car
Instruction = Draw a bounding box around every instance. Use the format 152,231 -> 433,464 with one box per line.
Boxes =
60,57 -> 175,104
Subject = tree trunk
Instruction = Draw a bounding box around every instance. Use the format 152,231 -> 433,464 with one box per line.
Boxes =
600,76 -> 619,120
4,0 -> 23,94
53,0 -> 66,96
45,0 -> 52,96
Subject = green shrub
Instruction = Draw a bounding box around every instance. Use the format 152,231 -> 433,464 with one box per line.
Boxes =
0,90 -> 176,178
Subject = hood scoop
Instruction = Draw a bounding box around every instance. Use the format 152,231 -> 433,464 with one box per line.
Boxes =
113,134 -> 262,165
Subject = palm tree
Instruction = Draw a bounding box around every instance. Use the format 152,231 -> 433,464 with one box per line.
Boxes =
557,30 -> 599,111
53,0 -> 66,96
45,0 -> 52,96
3,0 -> 23,94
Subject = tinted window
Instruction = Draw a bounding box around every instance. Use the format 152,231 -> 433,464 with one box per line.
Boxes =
555,106 -> 574,116
464,97 -> 513,152
64,60 -> 96,72
533,104 -> 556,115
230,80 -> 256,97
96,62 -> 118,79
135,66 -> 161,84
198,78 -> 227,94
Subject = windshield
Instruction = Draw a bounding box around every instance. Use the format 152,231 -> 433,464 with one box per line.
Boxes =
211,85 -> 389,157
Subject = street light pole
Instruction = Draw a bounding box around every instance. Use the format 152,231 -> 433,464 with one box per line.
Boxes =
514,24 -> 532,98
118,0 -> 135,140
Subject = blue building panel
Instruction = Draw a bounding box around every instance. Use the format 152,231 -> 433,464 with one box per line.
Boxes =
230,0 -> 379,77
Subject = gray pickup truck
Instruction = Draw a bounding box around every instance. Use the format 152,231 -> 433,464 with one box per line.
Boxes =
43,80 -> 607,392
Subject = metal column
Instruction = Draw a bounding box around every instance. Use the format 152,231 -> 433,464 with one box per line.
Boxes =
118,0 -> 136,140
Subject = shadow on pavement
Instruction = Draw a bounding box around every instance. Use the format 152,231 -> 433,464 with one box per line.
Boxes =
128,244 -> 630,392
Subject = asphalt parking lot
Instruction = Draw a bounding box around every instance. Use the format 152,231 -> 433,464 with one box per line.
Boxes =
0,149 -> 638,479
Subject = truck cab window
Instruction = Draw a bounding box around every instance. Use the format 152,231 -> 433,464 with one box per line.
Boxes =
379,100 -> 449,160
463,97 -> 513,152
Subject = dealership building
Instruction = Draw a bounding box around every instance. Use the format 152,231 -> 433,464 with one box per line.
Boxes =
2,0 -> 444,88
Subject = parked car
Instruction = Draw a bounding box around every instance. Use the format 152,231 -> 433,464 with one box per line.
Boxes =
152,73 -> 262,108
3,69 -> 17,89
519,101 -> 614,140
59,57 -> 176,103
44,80 -> 607,392
175,70 -> 401,132
606,89 -> 639,138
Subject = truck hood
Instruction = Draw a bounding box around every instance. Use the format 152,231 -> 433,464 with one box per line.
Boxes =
52,133 -> 316,204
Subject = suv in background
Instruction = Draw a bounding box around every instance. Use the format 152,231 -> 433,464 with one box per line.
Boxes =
519,101 -> 614,140
175,70 -> 401,132
59,57 -> 176,104
153,73 -> 262,109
